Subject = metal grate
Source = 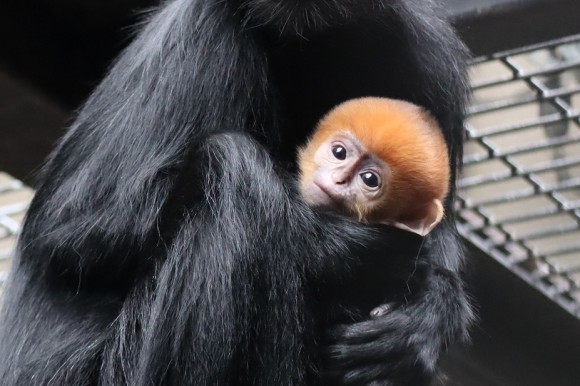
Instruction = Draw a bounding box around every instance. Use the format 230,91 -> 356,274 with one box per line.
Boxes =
0,173 -> 32,289
458,34 -> 580,318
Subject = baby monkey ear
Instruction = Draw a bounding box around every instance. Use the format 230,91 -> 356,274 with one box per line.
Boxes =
385,199 -> 445,237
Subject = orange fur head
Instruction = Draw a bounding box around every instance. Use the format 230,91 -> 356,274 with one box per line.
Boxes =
298,97 -> 450,231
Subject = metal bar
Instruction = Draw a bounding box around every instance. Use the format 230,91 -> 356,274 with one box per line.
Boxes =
468,87 -> 580,115
471,59 -> 580,89
460,158 -> 580,188
464,137 -> 580,165
470,33 -> 580,66
469,112 -> 579,138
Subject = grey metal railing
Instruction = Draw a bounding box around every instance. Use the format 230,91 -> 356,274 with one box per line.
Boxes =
458,34 -> 580,318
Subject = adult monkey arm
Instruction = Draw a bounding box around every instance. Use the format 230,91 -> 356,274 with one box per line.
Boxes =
0,0 -> 473,385
133,132 -> 430,384
262,1 -> 475,382
0,1 -> 273,382
326,222 -> 473,385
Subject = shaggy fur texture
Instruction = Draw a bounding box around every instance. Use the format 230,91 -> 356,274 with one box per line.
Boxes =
0,0 -> 473,384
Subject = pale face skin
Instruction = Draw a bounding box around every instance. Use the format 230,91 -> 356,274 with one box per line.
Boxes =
302,132 -> 390,216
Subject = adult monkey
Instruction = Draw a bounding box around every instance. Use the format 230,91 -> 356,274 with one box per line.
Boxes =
0,0 -> 473,384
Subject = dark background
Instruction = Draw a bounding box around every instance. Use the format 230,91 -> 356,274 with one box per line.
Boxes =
1,0 -> 579,384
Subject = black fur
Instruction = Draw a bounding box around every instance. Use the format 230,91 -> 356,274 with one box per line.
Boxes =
0,0 -> 473,384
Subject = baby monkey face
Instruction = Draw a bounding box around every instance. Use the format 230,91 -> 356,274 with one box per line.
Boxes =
304,132 -> 390,216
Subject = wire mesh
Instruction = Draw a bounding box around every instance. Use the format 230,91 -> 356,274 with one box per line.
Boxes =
0,173 -> 32,289
458,34 -> 580,318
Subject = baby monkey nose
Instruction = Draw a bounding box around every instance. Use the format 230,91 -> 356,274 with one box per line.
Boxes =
331,171 -> 349,185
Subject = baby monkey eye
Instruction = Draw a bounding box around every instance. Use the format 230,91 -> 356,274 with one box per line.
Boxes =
331,145 -> 347,160
360,172 -> 380,188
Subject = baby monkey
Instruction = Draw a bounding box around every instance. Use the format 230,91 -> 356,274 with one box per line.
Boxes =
298,97 -> 449,236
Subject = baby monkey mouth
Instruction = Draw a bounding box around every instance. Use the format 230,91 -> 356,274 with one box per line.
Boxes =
311,181 -> 346,209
